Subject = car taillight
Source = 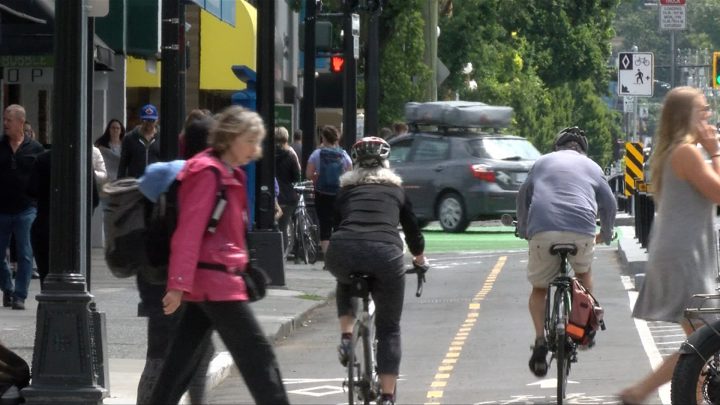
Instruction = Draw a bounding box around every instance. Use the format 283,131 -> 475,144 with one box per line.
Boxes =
470,164 -> 496,182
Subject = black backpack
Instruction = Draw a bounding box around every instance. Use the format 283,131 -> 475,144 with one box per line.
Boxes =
103,166 -> 225,284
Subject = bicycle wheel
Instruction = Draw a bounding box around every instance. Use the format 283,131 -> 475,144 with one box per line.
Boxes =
672,336 -> 720,405
348,319 -> 362,405
554,288 -> 571,404
296,213 -> 310,264
284,215 -> 295,260
361,308 -> 378,404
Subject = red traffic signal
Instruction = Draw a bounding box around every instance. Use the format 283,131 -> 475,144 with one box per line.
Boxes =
330,55 -> 344,73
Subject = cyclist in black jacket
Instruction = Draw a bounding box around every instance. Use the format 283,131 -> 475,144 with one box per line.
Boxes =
326,136 -> 426,405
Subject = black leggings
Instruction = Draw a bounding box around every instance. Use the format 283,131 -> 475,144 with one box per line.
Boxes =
314,192 -> 337,241
326,239 -> 405,375
148,301 -> 289,405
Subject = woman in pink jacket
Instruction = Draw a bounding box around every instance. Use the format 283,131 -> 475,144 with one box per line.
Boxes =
148,106 -> 289,404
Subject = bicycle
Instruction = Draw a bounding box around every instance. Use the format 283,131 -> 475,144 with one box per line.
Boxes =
285,180 -> 320,264
501,214 -> 606,404
670,294 -> 720,404
343,262 -> 428,405
544,243 -> 581,403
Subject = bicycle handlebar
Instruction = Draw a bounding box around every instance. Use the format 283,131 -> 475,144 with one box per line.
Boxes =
405,262 -> 429,297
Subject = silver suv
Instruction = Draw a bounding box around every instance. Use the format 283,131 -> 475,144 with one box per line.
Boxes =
388,130 -> 541,232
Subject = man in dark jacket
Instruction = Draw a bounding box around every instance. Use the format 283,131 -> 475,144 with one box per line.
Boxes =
117,104 -> 160,178
0,104 -> 44,310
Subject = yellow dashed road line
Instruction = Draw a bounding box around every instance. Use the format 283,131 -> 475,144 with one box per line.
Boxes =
424,256 -> 506,404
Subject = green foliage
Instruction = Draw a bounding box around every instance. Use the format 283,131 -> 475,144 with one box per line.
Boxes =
376,0 -> 431,126
434,0 -> 621,168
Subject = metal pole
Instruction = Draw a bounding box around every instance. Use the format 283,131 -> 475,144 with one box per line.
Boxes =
301,0 -> 317,175
22,1 -> 106,402
670,31 -> 676,88
255,0 -> 276,231
160,0 -> 182,161
342,7 -> 357,151
364,10 -> 379,136
87,16 -> 94,291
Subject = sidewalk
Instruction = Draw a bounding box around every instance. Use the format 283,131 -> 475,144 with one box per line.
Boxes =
0,248 -> 336,404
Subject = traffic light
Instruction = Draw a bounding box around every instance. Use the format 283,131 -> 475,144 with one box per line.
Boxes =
330,55 -> 345,73
713,52 -> 720,89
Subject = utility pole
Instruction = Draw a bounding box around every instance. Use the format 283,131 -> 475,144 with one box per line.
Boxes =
342,4 -> 357,151
301,0 -> 317,175
422,0 -> 438,101
252,0 -> 285,286
23,1 -> 106,402
160,0 -> 186,161
364,7 -> 380,136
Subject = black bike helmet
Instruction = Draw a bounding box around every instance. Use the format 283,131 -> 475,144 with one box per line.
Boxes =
350,137 -> 391,167
553,126 -> 588,153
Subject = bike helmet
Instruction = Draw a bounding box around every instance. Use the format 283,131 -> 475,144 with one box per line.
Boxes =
350,137 -> 391,167
553,126 -> 588,153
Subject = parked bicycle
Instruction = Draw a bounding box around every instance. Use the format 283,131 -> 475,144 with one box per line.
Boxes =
343,262 -> 428,405
285,180 -> 320,264
671,294 -> 720,404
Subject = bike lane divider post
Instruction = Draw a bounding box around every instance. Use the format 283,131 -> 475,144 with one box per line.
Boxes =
424,256 -> 507,405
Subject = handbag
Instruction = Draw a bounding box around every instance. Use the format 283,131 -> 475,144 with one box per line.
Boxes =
241,261 -> 271,302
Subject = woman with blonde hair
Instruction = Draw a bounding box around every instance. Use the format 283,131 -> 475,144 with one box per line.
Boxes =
620,86 -> 720,404
148,106 -> 289,404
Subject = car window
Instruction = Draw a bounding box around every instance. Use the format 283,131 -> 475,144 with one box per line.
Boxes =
467,138 -> 541,160
388,139 -> 413,164
413,138 -> 449,161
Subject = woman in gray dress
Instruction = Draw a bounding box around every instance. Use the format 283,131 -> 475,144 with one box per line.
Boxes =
620,86 -> 720,403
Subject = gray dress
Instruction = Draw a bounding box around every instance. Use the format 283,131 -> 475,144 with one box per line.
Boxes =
633,158 -> 718,323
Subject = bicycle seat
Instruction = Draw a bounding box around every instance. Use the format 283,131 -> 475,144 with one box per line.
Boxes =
549,243 -> 577,256
349,273 -> 373,299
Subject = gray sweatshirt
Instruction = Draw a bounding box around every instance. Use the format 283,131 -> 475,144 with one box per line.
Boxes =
516,149 -> 617,243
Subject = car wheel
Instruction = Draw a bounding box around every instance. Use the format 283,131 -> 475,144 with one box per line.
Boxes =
437,192 -> 470,233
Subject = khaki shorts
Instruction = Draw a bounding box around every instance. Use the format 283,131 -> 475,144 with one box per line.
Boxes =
527,231 -> 595,288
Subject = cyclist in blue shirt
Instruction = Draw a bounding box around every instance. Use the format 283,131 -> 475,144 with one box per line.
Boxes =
326,137 -> 426,405
516,127 -> 616,378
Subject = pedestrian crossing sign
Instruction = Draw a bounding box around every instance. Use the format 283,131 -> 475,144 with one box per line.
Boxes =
617,52 -> 654,97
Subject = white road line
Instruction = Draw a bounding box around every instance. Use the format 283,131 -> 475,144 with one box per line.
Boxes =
621,275 -> 670,405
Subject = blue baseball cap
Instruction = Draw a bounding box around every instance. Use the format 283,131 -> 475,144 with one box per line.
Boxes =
139,104 -> 158,121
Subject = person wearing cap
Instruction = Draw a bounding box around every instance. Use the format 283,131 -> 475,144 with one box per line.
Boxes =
118,104 -> 160,179
516,127 -> 616,379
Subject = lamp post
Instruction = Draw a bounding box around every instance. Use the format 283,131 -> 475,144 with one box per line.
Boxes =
22,1 -> 106,403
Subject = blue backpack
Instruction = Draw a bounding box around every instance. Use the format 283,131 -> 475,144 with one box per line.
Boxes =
316,148 -> 345,195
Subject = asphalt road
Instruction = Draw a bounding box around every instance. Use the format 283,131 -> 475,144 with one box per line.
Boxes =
209,246 -> 665,405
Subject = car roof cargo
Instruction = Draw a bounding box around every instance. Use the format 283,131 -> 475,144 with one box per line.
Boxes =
405,101 -> 513,129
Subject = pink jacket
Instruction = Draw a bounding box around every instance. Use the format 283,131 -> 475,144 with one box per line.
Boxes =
167,151 -> 250,301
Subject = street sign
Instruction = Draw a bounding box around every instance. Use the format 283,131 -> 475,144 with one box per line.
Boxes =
660,0 -> 685,4
617,52 -> 654,97
660,5 -> 686,30
623,96 -> 635,113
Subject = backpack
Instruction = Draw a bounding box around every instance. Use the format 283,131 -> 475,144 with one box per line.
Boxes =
102,178 -> 150,279
316,148 -> 345,195
103,163 -> 225,284
567,278 -> 606,346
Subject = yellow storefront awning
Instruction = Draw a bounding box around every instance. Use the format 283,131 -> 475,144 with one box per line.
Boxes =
126,0 -> 256,90
200,1 -> 256,90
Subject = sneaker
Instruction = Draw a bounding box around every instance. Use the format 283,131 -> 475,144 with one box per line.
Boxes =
32,269 -> 40,279
529,341 -> 549,377
337,338 -> 352,367
2,291 -> 12,308
379,399 -> 394,405
11,299 -> 24,310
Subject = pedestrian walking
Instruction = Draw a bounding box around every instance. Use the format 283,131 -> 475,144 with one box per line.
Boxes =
117,104 -> 160,179
95,119 -> 125,182
305,125 -> 352,255
148,106 -> 289,405
620,87 -> 720,403
0,104 -> 44,310
275,126 -> 301,254
135,111 -> 216,405
291,129 -> 303,161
